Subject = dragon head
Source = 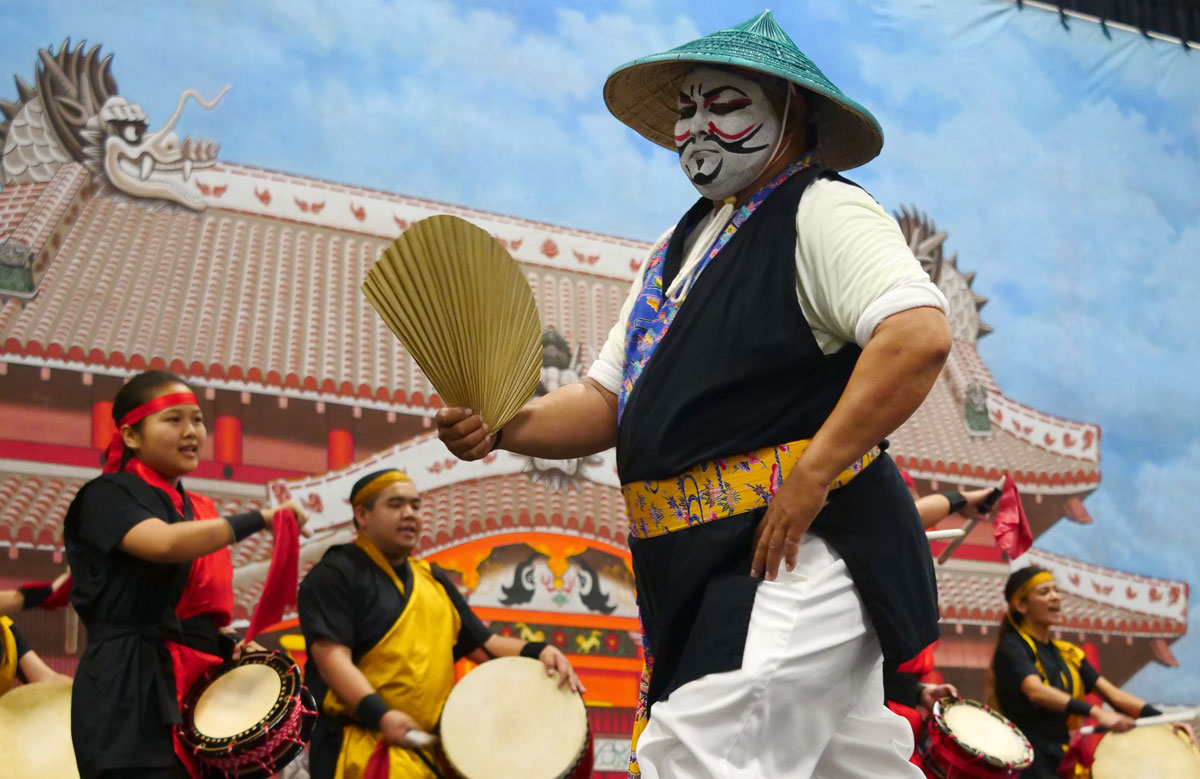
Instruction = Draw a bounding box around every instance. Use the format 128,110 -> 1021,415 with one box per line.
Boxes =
0,41 -> 227,211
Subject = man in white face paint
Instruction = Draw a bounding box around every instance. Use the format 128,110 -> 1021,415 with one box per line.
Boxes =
437,11 -> 950,777
674,67 -> 784,199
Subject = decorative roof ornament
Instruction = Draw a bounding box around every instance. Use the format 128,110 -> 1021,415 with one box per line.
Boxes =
896,205 -> 993,342
0,40 -> 227,211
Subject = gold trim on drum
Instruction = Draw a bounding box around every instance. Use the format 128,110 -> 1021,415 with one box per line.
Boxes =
180,650 -> 316,779
930,698 -> 1034,772
183,652 -> 296,750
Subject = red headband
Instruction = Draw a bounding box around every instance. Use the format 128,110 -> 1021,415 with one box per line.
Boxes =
103,392 -> 200,473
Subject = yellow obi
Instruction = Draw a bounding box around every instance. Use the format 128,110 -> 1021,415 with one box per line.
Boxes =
0,616 -> 18,695
622,438 -> 881,539
325,535 -> 462,779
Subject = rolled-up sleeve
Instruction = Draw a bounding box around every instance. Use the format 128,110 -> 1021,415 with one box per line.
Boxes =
794,178 -> 946,353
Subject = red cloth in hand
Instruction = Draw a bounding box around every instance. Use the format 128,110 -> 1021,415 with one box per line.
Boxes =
19,576 -> 73,610
244,508 -> 299,643
365,740 -> 390,779
993,474 -> 1033,559
1059,731 -> 1103,777
42,575 -> 72,609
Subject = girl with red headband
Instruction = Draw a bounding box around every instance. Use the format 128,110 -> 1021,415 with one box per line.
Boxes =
63,370 -> 310,779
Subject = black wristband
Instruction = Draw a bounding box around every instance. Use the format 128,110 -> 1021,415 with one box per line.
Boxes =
943,491 -> 968,514
356,693 -> 391,731
1066,698 -> 1093,717
17,584 -> 52,610
1139,703 -> 1162,718
217,631 -> 240,661
520,641 -> 548,660
226,510 -> 267,543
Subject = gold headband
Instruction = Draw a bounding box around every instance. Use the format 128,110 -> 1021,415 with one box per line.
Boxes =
351,470 -> 412,508
1009,571 -> 1054,612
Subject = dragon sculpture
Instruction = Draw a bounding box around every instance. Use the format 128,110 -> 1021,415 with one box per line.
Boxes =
895,205 -> 992,343
0,40 -> 227,211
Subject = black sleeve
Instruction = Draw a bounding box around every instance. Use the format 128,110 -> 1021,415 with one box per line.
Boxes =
883,668 -> 923,708
432,565 -> 493,660
11,623 -> 31,660
11,624 -> 32,684
1080,658 -> 1100,694
994,632 -> 1040,696
298,560 -> 359,649
74,479 -> 158,555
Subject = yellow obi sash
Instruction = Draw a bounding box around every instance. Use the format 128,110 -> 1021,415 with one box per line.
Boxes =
0,616 -> 18,695
327,535 -> 462,779
622,439 -> 881,539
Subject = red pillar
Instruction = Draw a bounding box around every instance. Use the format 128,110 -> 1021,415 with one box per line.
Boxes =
214,416 -> 243,465
92,401 -> 115,449
329,429 -> 354,470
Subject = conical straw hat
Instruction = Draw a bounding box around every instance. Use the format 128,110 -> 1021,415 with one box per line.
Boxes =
604,10 -> 883,171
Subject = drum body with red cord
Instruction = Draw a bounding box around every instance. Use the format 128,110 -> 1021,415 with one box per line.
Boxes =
180,650 -> 316,778
438,656 -> 592,779
922,698 -> 1033,778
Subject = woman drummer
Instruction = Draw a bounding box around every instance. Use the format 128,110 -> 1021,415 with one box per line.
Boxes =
63,370 -> 309,779
989,566 -> 1162,777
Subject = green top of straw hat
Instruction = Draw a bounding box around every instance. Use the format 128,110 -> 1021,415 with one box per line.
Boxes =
603,10 -> 883,171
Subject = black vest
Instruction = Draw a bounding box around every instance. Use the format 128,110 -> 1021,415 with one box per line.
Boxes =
617,168 -> 859,483
618,171 -> 940,706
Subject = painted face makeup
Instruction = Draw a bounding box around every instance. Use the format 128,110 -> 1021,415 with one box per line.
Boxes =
675,67 -> 783,200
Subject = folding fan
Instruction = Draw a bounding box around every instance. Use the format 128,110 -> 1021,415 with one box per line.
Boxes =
362,215 -> 542,431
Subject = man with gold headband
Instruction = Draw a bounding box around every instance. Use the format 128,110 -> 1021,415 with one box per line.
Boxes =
298,468 -> 584,778
990,566 -> 1166,777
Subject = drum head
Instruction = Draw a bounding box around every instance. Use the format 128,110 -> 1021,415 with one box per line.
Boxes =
440,656 -> 588,779
1092,724 -> 1200,779
193,662 -> 283,739
935,698 -> 1033,770
0,681 -> 80,779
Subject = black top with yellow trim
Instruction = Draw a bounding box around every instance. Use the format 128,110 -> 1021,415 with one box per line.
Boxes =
1,616 -> 33,693
993,629 -> 1099,778
298,540 -> 492,779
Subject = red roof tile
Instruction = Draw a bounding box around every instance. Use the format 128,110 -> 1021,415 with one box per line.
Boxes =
891,343 -> 1101,487
0,190 -> 629,408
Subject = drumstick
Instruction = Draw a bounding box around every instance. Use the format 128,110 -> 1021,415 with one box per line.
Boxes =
410,742 -> 447,779
926,529 -> 966,541
1077,708 -> 1199,735
408,729 -> 436,747
937,519 -> 979,564
937,481 -> 1004,565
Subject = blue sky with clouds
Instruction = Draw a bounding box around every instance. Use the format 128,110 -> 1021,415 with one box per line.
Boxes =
3,0 -> 1198,700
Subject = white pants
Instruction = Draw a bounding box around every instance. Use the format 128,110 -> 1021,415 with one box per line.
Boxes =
635,536 -> 923,779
